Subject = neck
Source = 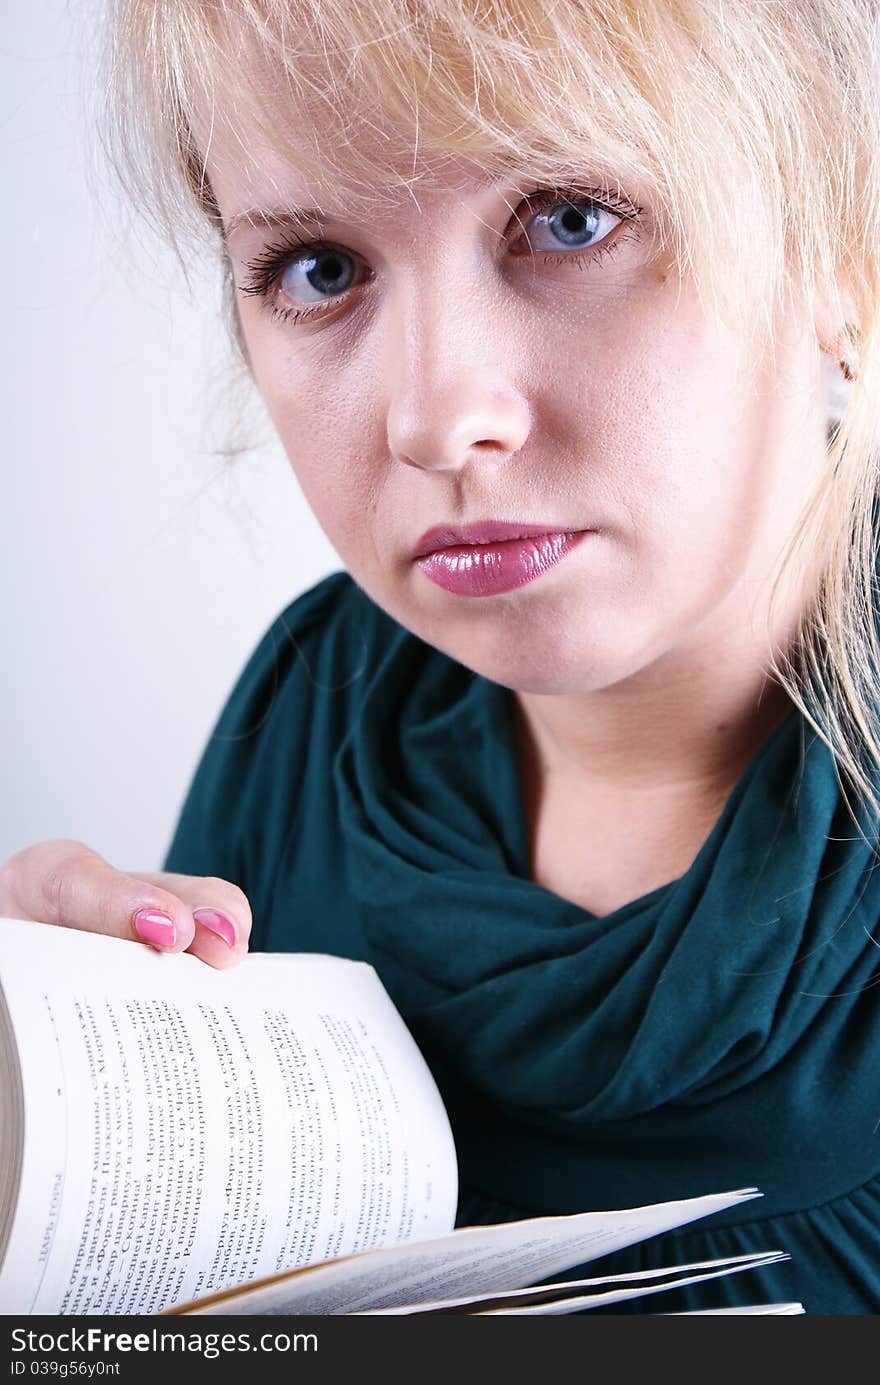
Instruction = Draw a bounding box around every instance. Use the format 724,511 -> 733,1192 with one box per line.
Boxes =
512,594 -> 802,806
514,673 -> 795,800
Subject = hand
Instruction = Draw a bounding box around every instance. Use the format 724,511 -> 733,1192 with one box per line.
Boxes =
0,839 -> 251,969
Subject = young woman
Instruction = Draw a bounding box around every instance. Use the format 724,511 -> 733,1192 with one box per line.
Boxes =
2,1 -> 879,1312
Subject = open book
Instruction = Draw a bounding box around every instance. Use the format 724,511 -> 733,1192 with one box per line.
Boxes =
0,917 -> 803,1316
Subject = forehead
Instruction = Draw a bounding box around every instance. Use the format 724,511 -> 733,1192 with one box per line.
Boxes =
183,14 -> 642,231
206,134 -> 498,223
192,89 -> 533,232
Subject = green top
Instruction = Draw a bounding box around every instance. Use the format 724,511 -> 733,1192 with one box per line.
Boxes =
163,570 -> 880,1314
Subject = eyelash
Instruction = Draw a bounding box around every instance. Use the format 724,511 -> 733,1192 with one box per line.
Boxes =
237,185 -> 643,326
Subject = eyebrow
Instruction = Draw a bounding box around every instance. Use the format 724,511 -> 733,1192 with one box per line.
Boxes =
221,174 -> 643,245
220,179 -> 535,244
222,207 -> 327,244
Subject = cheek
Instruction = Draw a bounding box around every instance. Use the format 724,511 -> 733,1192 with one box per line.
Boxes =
583,314 -> 767,556
247,334 -> 382,554
525,272 -> 750,531
537,317 -> 780,672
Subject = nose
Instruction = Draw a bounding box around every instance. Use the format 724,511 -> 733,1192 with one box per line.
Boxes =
385,287 -> 532,474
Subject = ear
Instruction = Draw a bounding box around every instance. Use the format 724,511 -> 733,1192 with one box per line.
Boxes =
813,273 -> 861,374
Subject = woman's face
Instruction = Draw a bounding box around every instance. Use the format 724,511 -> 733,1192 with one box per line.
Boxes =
203,118 -> 829,696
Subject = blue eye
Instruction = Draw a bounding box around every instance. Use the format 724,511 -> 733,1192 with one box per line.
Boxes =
525,197 -> 618,253
278,247 -> 359,305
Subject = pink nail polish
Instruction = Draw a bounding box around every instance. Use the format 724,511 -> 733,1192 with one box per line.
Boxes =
133,908 -> 176,948
192,908 -> 236,948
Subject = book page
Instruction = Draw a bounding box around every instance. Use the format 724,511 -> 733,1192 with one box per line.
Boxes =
661,1304 -> 806,1314
168,1186 -> 764,1314
0,917 -> 457,1315
352,1250 -> 789,1313
470,1253 -> 791,1314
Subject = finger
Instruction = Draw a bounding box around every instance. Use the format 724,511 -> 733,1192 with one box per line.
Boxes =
128,871 -> 252,970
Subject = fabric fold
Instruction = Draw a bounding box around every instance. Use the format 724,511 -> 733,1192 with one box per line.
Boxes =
333,608 -> 880,1127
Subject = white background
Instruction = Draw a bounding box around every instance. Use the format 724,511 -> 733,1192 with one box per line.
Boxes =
2,3 -> 339,870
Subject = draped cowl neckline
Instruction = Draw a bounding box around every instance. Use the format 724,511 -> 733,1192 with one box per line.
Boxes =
332,615 -> 880,1131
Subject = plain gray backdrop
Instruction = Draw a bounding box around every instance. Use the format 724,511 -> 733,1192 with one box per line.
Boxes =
2,3 -> 340,871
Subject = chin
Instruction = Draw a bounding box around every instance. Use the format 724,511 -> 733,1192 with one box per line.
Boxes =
399,579 -> 644,692
441,632 -> 620,696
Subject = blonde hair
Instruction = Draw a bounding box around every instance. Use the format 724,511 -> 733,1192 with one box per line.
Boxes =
102,0 -> 880,833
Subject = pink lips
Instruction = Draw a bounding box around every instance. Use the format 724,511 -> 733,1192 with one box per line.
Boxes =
413,521 -> 593,597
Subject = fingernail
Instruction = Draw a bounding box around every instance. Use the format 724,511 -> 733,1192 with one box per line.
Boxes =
192,908 -> 236,948
133,908 -> 176,948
